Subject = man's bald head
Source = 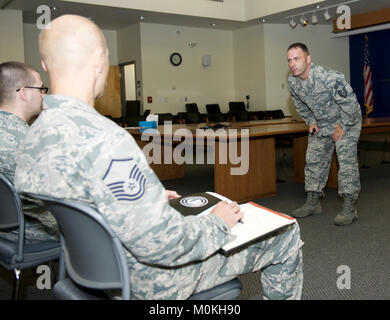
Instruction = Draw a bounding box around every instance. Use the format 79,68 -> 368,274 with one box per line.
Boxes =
39,15 -> 109,101
40,15 -> 107,72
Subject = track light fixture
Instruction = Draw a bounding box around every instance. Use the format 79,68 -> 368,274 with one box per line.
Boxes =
311,12 -> 318,25
289,18 -> 297,29
323,9 -> 332,21
285,0 -> 359,29
300,15 -> 308,26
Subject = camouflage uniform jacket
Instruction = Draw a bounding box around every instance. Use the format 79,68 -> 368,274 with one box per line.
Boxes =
14,95 -> 233,299
288,63 -> 362,136
0,110 -> 28,182
0,110 -> 58,242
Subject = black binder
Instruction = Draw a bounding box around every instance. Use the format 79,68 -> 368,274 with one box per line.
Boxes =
169,192 -> 221,216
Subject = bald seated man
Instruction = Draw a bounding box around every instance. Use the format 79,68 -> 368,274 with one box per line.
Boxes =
14,15 -> 303,300
0,61 -> 58,242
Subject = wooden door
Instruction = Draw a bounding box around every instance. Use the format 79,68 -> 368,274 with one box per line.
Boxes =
94,65 -> 121,118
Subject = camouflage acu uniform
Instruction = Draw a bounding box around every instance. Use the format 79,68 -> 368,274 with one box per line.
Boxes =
0,110 -> 58,242
288,63 -> 362,199
0,110 -> 28,182
14,95 -> 303,299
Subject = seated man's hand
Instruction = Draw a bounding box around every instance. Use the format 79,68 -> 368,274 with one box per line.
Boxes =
333,123 -> 344,142
165,190 -> 180,200
211,201 -> 243,228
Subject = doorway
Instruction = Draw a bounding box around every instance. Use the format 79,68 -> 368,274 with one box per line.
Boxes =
119,61 -> 138,116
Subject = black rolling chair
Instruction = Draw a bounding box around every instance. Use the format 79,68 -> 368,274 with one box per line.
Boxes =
267,109 -> 285,119
185,111 -> 202,124
123,100 -> 143,127
185,103 -> 199,113
0,173 -> 60,299
185,103 -> 208,123
228,102 -> 250,121
205,104 -> 227,122
27,194 -> 242,300
157,113 -> 174,125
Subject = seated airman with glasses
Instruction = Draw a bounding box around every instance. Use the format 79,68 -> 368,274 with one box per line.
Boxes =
0,61 -> 58,242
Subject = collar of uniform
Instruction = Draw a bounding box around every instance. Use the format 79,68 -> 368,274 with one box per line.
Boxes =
0,110 -> 28,128
43,95 -> 100,116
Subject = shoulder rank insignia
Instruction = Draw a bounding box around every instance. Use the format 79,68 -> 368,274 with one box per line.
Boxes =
334,80 -> 347,98
103,158 -> 146,202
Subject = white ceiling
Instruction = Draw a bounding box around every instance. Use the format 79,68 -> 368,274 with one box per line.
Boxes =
2,0 -> 389,31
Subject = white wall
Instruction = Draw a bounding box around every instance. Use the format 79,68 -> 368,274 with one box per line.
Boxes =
232,24 -> 266,111
116,23 -> 143,108
263,23 -> 350,117
139,23 -> 236,114
0,10 -> 25,63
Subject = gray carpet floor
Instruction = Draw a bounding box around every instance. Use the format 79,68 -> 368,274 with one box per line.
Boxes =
1,141 -> 390,300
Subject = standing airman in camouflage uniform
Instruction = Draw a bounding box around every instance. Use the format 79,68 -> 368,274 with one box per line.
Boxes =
14,15 -> 304,299
0,62 -> 58,241
287,43 -> 362,226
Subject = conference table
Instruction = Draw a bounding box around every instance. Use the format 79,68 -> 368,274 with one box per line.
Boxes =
127,117 -> 390,203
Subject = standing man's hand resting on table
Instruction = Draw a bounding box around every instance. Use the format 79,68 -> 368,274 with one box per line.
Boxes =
211,201 -> 243,228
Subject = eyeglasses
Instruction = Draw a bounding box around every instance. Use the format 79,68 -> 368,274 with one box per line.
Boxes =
16,86 -> 49,94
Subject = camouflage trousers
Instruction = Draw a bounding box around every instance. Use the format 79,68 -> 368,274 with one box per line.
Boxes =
193,222 -> 303,300
0,204 -> 59,243
304,129 -> 361,199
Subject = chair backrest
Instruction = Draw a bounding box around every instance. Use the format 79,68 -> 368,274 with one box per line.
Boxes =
26,194 -> 130,300
123,115 -> 143,127
0,173 -> 23,229
267,109 -> 285,119
255,111 -> 266,120
185,103 -> 199,113
0,173 -> 25,261
143,109 -> 151,119
235,109 -> 249,121
157,113 -> 174,124
125,100 -> 141,116
228,102 -> 246,112
185,111 -> 201,123
205,104 -> 221,114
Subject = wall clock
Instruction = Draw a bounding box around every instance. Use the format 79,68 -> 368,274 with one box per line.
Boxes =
170,52 -> 182,66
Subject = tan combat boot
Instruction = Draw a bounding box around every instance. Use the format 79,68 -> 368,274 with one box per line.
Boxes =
291,191 -> 322,218
334,196 -> 358,226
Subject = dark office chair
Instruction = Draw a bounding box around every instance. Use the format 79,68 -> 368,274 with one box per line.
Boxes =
185,103 -> 199,113
157,113 -> 174,125
185,111 -> 202,124
253,111 -> 267,120
123,100 -> 143,127
0,173 -> 60,299
185,103 -> 208,123
205,104 -> 227,122
27,194 -> 242,300
267,109 -> 285,119
228,102 -> 250,122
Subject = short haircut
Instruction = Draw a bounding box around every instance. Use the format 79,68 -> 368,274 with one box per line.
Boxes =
0,61 -> 39,105
287,43 -> 309,55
